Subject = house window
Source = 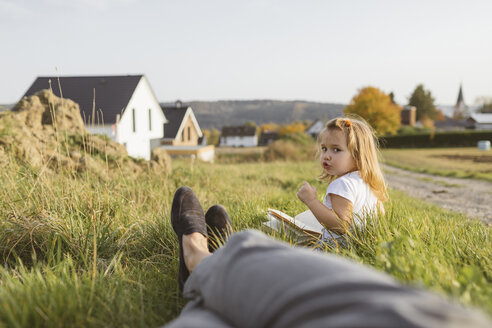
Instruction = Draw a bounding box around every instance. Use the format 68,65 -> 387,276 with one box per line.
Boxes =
148,109 -> 152,131
187,127 -> 191,141
132,108 -> 136,133
182,130 -> 185,142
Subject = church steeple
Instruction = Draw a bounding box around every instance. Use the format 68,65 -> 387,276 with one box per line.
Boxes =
453,83 -> 467,119
456,84 -> 465,107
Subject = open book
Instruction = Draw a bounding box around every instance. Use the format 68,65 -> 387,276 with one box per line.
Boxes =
264,209 -> 324,240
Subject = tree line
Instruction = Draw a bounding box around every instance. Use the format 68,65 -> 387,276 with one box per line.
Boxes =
203,84 -> 492,145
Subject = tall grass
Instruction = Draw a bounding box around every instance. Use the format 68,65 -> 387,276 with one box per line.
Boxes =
339,190 -> 491,308
0,156 -> 490,326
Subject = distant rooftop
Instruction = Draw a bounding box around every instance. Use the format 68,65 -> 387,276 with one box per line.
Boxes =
161,105 -> 190,139
468,113 -> 492,124
221,125 -> 257,137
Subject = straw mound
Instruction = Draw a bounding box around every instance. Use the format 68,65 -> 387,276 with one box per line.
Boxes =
150,148 -> 172,173
0,89 -> 171,174
12,89 -> 87,135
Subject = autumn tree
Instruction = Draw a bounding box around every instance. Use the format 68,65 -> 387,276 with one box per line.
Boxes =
202,128 -> 220,146
344,86 -> 402,135
408,84 -> 438,121
261,123 -> 280,132
279,121 -> 307,136
435,109 -> 445,121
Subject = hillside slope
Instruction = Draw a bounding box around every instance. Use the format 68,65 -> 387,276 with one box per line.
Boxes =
161,100 -> 344,129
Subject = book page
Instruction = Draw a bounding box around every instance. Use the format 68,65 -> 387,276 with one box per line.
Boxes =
263,215 -> 305,237
267,209 -> 323,236
263,213 -> 315,242
294,210 -> 324,234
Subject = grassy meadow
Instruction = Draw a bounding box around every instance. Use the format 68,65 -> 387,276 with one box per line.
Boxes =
382,147 -> 492,182
0,153 -> 490,327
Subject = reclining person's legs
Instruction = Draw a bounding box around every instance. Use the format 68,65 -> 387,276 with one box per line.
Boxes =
169,230 -> 489,328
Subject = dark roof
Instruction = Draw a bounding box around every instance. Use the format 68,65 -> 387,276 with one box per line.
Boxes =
434,117 -> 467,130
22,75 -> 143,124
260,131 -> 279,137
259,131 -> 279,146
162,106 -> 188,139
221,126 -> 257,137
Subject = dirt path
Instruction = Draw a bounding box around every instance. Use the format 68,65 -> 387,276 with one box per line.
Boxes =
383,164 -> 492,225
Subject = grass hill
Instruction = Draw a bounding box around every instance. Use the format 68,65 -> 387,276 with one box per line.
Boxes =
161,100 -> 345,129
0,157 -> 490,327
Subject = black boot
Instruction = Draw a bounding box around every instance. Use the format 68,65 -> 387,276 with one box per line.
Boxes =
171,186 -> 207,291
205,204 -> 233,252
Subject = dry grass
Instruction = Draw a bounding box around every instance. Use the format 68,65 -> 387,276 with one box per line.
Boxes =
382,147 -> 492,181
0,140 -> 490,326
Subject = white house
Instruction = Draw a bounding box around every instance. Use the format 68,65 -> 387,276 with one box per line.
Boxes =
220,126 -> 258,147
466,113 -> 492,130
22,75 -> 167,160
305,120 -> 325,138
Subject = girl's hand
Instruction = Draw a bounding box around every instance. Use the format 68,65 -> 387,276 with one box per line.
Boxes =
297,181 -> 317,205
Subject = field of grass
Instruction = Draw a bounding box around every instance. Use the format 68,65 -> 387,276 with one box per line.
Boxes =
382,147 -> 492,182
0,157 -> 490,327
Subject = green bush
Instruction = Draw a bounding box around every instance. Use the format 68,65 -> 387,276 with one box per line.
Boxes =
395,125 -> 431,135
380,131 -> 492,148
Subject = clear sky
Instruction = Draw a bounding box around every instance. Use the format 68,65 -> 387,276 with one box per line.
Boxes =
1,0 -> 491,106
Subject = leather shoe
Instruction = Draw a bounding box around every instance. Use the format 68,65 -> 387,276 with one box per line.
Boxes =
205,204 -> 233,252
171,186 -> 207,291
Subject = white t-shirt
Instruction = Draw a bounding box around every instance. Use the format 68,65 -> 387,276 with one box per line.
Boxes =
321,171 -> 379,243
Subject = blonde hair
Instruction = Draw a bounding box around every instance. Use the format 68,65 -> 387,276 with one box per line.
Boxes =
317,116 -> 388,202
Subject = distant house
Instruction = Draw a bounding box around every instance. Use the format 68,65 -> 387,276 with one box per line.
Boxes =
220,126 -> 258,147
161,101 -> 203,146
434,117 -> 467,131
158,101 -> 215,162
22,75 -> 166,160
401,106 -> 416,126
305,120 -> 324,138
259,131 -> 279,146
466,113 -> 492,130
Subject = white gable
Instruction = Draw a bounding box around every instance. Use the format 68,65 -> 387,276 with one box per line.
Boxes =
306,120 -> 325,134
116,76 -> 167,160
175,107 -> 203,139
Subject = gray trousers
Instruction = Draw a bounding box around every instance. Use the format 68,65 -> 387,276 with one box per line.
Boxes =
166,230 -> 489,328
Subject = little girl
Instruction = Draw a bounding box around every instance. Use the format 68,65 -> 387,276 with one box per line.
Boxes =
297,116 -> 387,245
